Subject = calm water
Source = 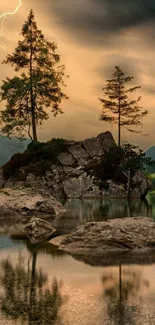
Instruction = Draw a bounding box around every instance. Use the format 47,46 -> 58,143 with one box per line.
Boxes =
54,192 -> 155,233
0,193 -> 155,324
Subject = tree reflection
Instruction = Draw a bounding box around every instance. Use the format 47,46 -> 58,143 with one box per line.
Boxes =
0,252 -> 65,324
92,198 -> 152,221
102,265 -> 149,325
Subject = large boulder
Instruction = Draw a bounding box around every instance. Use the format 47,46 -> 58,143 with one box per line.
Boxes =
0,188 -> 66,219
60,217 -> 155,255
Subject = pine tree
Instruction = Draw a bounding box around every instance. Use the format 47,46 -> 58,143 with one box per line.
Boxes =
0,9 -> 68,141
99,66 -> 148,147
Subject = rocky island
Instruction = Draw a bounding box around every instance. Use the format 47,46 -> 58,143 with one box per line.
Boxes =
0,132 -> 152,199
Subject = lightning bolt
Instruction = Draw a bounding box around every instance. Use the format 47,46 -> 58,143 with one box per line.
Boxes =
0,0 -> 22,51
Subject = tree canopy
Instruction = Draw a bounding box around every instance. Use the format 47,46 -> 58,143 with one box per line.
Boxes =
0,9 -> 68,141
99,66 -> 148,146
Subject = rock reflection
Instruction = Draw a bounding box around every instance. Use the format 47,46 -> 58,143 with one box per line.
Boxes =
0,252 -> 66,325
102,265 -> 149,325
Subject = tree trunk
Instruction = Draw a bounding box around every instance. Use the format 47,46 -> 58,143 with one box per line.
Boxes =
118,111 -> 121,147
29,15 -> 37,142
118,77 -> 121,147
31,103 -> 37,142
127,170 -> 131,198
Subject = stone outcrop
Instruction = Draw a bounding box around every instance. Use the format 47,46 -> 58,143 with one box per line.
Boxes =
63,173 -> 94,198
0,188 -> 66,219
0,132 -> 152,199
60,217 -> 155,256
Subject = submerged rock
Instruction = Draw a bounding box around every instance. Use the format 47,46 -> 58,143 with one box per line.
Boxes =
0,188 -> 66,219
24,217 -> 56,244
60,217 -> 155,255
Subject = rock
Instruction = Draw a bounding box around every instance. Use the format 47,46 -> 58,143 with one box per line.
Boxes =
97,131 -> 117,152
130,171 -> 152,198
63,166 -> 74,174
60,217 -> 155,256
26,173 -> 44,187
70,166 -> 84,177
57,152 -> 75,166
68,144 -> 89,166
63,175 -> 94,198
82,185 -> 102,197
0,188 -> 66,219
24,217 -> 56,244
83,137 -> 104,157
68,144 -> 88,159
3,181 -> 14,188
103,180 -> 127,198
49,235 -> 67,247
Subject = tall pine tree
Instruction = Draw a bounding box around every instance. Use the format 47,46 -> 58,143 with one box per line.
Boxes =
99,66 -> 148,146
0,9 -> 68,141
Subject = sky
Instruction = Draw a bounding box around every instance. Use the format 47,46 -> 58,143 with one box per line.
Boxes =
0,0 -> 155,149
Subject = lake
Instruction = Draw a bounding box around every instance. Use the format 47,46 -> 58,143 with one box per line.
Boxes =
54,192 -> 155,233
0,193 -> 155,324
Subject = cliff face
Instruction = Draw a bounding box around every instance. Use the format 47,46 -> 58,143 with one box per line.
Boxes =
0,132 -> 152,199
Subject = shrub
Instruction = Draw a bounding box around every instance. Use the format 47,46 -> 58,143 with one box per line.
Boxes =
99,144 -> 155,182
2,153 -> 23,179
2,138 -> 66,180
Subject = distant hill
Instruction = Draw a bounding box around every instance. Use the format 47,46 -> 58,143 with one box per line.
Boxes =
0,136 -> 30,166
145,146 -> 155,173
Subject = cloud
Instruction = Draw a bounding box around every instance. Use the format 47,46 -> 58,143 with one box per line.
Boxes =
42,0 -> 155,46
96,54 -> 143,80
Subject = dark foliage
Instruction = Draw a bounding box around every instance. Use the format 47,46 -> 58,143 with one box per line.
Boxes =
97,144 -> 155,183
2,138 -> 66,180
0,10 -> 68,141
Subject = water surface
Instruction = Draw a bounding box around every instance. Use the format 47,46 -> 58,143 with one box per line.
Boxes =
0,236 -> 155,325
55,192 -> 155,233
0,194 -> 155,324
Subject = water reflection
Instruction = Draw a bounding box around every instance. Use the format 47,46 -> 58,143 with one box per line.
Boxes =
1,235 -> 155,325
0,250 -> 66,325
102,265 -> 149,325
56,197 -> 153,234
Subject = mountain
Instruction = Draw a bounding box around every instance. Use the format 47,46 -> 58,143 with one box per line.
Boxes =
145,146 -> 155,173
145,146 -> 155,160
0,136 -> 30,166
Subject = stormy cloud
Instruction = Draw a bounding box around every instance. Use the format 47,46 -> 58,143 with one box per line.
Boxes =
42,0 -> 155,46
